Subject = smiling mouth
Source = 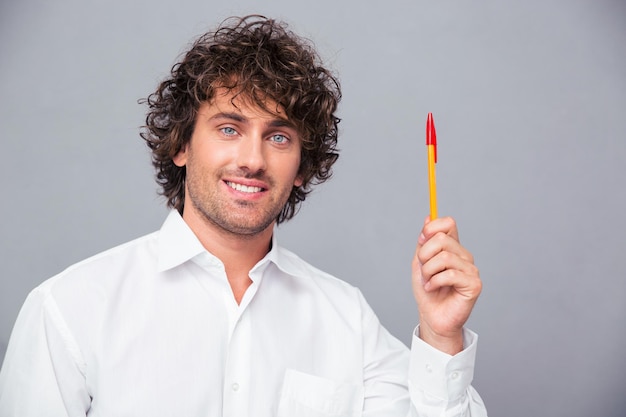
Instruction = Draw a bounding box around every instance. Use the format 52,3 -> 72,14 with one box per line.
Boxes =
225,181 -> 264,193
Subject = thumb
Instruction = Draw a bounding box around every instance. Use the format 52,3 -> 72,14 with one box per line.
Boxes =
417,215 -> 431,247
414,215 -> 431,272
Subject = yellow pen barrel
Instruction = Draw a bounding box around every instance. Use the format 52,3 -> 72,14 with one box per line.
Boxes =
427,144 -> 438,220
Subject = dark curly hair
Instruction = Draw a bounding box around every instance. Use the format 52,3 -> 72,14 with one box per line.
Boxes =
140,15 -> 341,224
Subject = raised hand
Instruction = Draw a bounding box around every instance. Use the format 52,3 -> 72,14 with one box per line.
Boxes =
412,216 -> 482,355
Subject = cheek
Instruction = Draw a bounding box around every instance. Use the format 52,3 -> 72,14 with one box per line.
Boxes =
269,151 -> 302,180
190,143 -> 234,172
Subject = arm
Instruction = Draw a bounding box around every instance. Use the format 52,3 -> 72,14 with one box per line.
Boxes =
408,326 -> 487,416
0,287 -> 90,417
358,291 -> 486,416
409,216 -> 487,415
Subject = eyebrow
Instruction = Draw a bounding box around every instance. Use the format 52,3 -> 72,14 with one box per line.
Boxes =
208,112 -> 297,130
209,112 -> 246,123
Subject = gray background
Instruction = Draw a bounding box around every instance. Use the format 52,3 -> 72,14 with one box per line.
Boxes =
1,0 -> 625,415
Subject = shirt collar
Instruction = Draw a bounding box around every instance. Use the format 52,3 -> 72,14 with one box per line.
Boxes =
156,209 -> 305,278
156,209 -> 207,272
262,238 -> 308,278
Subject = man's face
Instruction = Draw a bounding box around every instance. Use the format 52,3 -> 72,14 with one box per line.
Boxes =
173,88 -> 303,237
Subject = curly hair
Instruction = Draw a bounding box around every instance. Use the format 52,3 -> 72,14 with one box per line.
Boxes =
140,15 -> 341,224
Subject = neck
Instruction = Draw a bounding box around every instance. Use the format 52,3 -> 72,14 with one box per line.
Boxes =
181,208 -> 274,304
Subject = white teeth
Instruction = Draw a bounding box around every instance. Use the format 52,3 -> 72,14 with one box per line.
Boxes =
226,181 -> 262,193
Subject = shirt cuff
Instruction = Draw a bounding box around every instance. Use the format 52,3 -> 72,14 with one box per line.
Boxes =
408,325 -> 478,402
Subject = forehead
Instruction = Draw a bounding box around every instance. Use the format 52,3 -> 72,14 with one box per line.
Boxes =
206,87 -> 290,122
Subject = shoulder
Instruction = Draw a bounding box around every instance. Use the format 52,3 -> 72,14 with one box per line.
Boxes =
34,231 -> 159,309
268,246 -> 401,350
18,231 -> 161,347
272,245 -> 368,306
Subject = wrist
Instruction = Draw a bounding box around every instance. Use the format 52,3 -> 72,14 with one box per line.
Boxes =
418,322 -> 464,355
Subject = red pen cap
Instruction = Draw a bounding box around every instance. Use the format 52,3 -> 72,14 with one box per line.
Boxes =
426,112 -> 437,162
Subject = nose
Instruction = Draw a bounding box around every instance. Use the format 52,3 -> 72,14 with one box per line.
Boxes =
236,135 -> 267,174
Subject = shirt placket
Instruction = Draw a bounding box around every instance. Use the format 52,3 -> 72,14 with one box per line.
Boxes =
222,283 -> 257,417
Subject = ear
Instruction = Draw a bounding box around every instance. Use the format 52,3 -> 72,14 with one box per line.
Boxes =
172,145 -> 188,167
294,175 -> 303,188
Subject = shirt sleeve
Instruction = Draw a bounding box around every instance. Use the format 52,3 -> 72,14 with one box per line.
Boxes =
408,326 -> 488,416
358,289 -> 487,417
0,286 -> 91,417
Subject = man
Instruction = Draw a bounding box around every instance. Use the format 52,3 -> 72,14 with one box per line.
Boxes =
0,15 -> 487,416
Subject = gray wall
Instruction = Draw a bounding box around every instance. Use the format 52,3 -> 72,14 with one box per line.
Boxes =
1,1 -> 625,415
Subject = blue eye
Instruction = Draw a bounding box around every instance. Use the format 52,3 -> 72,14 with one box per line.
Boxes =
270,134 -> 288,144
221,127 -> 237,135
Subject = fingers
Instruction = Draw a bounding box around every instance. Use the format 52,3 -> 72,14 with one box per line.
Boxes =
414,216 -> 479,294
422,254 -> 481,294
420,247 -> 476,278
418,231 -> 474,266
416,216 -> 473,266
418,216 -> 459,246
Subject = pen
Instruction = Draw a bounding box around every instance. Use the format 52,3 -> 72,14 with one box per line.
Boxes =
426,112 -> 438,220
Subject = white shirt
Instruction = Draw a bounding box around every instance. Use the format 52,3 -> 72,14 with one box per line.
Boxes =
0,210 -> 487,417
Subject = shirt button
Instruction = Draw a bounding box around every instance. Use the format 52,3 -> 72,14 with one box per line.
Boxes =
450,371 -> 459,380
425,364 -> 433,373
232,383 -> 240,391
